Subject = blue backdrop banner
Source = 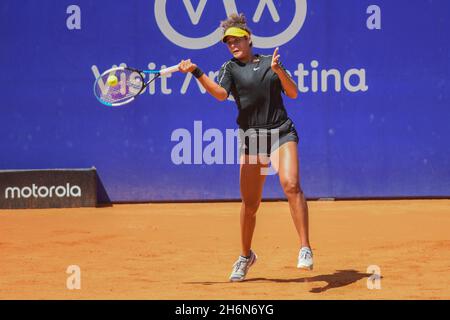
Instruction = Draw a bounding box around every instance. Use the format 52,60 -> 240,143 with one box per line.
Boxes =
1,0 -> 449,201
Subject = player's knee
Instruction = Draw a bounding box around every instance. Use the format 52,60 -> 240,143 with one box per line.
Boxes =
281,179 -> 301,196
242,199 -> 261,215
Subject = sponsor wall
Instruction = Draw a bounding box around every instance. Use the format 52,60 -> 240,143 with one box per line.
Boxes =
0,1 -> 449,201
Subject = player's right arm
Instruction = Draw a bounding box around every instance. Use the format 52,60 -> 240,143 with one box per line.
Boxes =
179,59 -> 228,101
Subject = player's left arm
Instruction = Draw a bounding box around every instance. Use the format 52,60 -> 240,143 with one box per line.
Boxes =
271,47 -> 298,99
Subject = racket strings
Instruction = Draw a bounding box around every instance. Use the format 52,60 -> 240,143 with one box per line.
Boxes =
95,69 -> 145,105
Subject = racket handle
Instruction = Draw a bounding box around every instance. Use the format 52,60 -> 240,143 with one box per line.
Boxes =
159,64 -> 180,76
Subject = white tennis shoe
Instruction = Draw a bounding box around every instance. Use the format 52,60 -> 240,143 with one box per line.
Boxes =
297,247 -> 314,270
229,250 -> 257,282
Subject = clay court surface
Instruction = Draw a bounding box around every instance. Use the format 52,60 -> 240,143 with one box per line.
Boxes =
0,200 -> 449,300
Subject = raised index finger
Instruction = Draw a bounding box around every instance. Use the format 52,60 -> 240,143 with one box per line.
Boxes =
272,47 -> 279,59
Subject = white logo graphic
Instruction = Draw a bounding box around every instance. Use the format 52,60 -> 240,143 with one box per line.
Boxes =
154,0 -> 307,49
66,5 -> 81,30
170,121 -> 279,175
366,5 -> 382,30
366,265 -> 382,290
66,265 -> 81,290
92,60 -> 368,96
4,183 -> 82,199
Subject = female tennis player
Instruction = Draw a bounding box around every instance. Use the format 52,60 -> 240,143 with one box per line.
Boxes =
178,13 -> 313,282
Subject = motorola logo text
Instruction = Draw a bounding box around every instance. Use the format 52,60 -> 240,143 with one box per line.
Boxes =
154,0 -> 307,49
4,184 -> 82,199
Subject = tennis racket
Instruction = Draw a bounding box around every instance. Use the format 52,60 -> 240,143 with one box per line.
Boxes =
93,64 -> 179,107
